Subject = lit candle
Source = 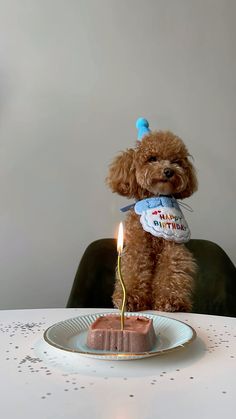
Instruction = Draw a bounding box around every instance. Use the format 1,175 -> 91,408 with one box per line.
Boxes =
117,222 -> 127,330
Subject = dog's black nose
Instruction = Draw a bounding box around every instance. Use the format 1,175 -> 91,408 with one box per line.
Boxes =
163,168 -> 174,178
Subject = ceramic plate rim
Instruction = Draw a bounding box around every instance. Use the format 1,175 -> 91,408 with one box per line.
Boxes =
43,312 -> 196,359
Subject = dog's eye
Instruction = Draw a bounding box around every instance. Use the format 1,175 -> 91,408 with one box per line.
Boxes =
147,156 -> 158,163
171,159 -> 181,165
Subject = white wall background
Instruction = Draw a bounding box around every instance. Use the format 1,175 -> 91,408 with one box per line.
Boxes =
0,0 -> 235,309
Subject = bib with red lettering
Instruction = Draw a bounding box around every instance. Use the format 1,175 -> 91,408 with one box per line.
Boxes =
134,196 -> 190,243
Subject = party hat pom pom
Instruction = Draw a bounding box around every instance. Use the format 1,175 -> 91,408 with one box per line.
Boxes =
136,118 -> 151,140
136,118 -> 149,130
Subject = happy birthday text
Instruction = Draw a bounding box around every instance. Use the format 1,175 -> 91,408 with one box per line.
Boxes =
153,220 -> 187,231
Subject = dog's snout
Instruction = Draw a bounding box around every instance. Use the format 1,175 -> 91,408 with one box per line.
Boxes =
163,168 -> 174,179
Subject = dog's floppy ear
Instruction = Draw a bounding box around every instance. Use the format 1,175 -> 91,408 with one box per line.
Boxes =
176,158 -> 198,199
106,148 -> 138,198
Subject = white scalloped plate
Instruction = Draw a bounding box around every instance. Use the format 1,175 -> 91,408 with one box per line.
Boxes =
44,312 -> 196,361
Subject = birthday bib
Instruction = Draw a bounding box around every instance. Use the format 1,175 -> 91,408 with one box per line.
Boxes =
134,196 -> 190,243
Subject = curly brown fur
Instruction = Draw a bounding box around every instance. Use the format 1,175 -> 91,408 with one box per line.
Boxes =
107,131 -> 198,312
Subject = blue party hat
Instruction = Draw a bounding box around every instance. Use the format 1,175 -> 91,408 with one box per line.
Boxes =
136,118 -> 151,141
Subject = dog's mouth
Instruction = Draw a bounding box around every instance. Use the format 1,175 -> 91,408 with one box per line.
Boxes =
155,179 -> 168,183
148,178 -> 174,195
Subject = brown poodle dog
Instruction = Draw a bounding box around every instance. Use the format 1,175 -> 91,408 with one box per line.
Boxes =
107,127 -> 198,312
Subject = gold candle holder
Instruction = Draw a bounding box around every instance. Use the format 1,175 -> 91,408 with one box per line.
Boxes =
117,222 -> 126,331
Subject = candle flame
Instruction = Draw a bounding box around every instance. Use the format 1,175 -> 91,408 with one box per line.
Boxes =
117,222 -> 124,255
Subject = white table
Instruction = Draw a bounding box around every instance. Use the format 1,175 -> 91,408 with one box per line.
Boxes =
0,308 -> 235,419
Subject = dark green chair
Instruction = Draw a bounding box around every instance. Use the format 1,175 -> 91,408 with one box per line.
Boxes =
67,239 -> 236,317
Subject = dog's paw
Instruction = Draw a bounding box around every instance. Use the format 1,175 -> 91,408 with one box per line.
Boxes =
153,297 -> 192,313
113,295 -> 150,312
126,297 -> 150,312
